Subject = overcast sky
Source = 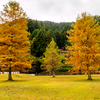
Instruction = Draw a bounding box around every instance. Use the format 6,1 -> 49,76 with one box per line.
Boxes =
0,0 -> 100,23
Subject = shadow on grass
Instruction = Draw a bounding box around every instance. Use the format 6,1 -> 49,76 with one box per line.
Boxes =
1,80 -> 29,83
72,78 -> 100,82
13,74 -> 23,78
13,74 -> 30,78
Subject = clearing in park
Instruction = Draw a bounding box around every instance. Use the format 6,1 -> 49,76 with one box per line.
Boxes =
0,74 -> 100,100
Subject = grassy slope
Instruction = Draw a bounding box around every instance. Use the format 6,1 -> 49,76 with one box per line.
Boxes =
0,74 -> 100,100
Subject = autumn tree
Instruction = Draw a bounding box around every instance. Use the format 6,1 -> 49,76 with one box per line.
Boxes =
0,1 -> 31,80
42,38 -> 63,77
66,13 -> 100,80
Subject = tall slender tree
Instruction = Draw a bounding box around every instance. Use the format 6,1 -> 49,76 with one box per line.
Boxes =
66,13 -> 100,80
0,1 -> 31,80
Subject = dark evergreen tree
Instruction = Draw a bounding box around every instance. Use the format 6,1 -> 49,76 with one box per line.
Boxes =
34,20 -> 40,29
39,21 -> 44,28
29,29 -> 39,40
31,30 -> 47,57
27,19 -> 34,34
55,30 -> 62,48
46,30 -> 52,44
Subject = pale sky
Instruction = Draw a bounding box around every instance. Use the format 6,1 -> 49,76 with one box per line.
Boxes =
0,0 -> 100,23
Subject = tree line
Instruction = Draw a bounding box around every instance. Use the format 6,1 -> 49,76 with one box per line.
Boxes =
27,19 -> 72,73
1,1 -> 100,80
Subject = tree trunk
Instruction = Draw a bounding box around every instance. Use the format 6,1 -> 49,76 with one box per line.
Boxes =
8,67 -> 12,81
88,73 -> 92,80
53,71 -> 55,77
49,71 -> 51,75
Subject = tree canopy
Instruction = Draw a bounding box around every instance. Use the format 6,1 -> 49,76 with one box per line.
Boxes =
0,1 -> 31,80
66,13 -> 100,80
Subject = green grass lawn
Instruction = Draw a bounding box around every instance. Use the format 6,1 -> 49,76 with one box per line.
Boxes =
0,74 -> 100,100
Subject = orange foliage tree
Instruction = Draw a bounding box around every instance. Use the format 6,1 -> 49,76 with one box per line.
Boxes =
66,13 -> 100,80
0,1 -> 31,80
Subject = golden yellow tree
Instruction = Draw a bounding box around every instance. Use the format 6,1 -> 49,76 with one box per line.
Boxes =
0,1 -> 31,80
42,38 -> 63,77
66,13 -> 100,80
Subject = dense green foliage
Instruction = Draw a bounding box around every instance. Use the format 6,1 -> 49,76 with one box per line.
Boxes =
27,19 -> 72,73
27,19 -> 72,50
27,15 -> 100,74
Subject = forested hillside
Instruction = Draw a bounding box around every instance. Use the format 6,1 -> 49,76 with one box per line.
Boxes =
27,19 -> 71,57
27,19 -> 72,73
26,15 -> 100,73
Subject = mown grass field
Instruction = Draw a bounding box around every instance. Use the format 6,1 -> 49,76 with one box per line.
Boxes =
0,74 -> 100,100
